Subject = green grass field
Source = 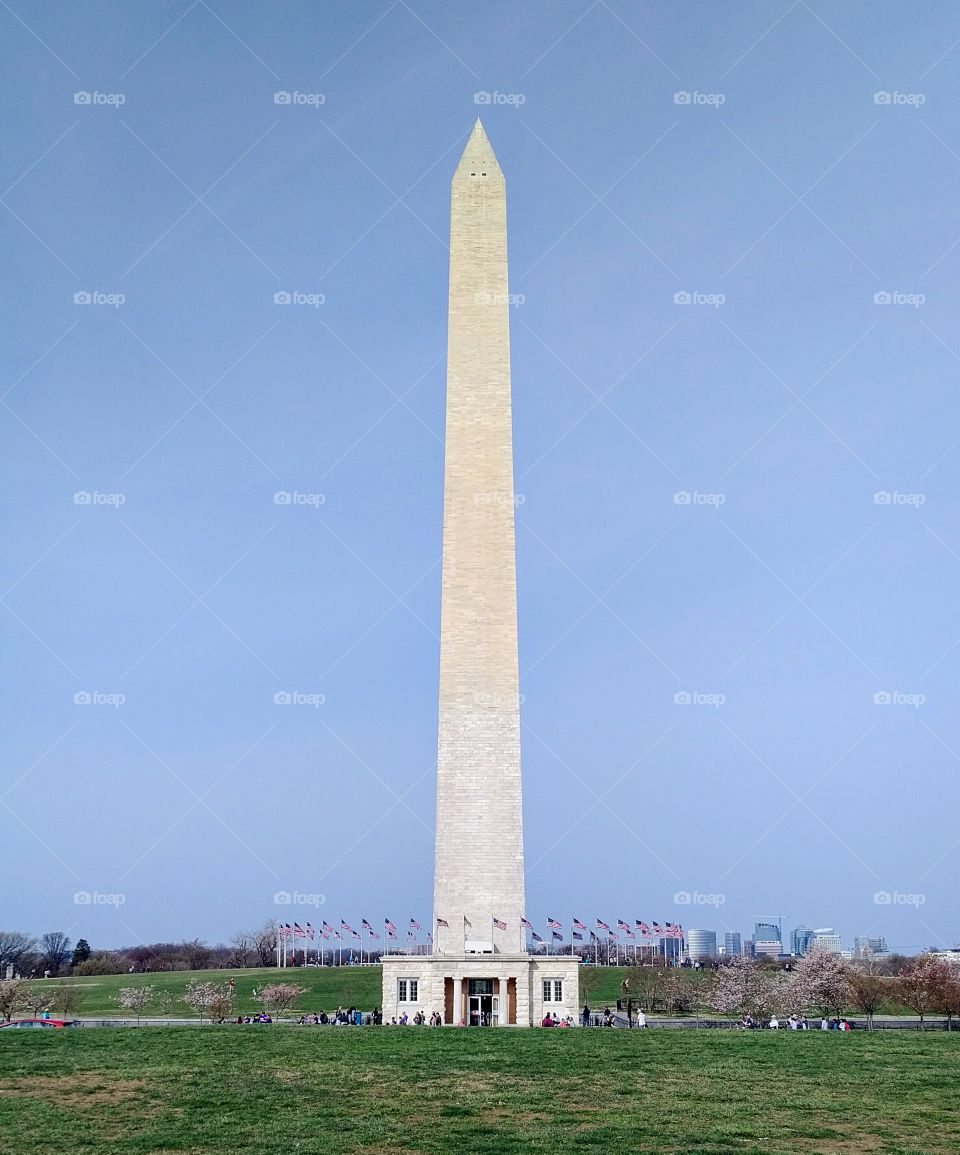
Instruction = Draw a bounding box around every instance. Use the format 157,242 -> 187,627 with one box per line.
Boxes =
31,965 -> 629,1018
1,1027 -> 958,1154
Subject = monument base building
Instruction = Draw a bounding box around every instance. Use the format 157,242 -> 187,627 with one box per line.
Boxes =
381,952 -> 578,1027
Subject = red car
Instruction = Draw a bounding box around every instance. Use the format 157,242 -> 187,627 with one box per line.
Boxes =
0,1018 -> 74,1029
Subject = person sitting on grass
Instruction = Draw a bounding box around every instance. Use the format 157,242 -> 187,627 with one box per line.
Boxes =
541,1012 -> 555,1027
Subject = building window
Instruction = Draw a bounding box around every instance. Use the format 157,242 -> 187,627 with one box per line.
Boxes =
468,979 -> 493,995
542,979 -> 563,1002
398,978 -> 418,1003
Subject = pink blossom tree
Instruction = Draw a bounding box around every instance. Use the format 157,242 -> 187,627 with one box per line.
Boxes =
788,949 -> 852,1020
712,956 -> 790,1022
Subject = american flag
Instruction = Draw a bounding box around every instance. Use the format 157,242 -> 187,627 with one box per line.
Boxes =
410,918 -> 421,931
362,919 -> 374,931
367,928 -> 380,940
464,916 -> 472,927
294,923 -> 306,938
596,918 -> 610,931
589,931 -> 598,942
547,916 -> 562,929
341,920 -> 354,934
321,928 -> 331,939
305,923 -> 315,940
407,929 -> 415,938
531,931 -> 543,943
624,928 -> 636,939
572,918 -> 586,931
436,917 -> 449,928
572,930 -> 583,941
552,931 -> 563,941
617,919 -> 630,932
493,917 -> 507,930
521,917 -> 533,930
608,929 -> 616,941
385,919 -> 397,934
638,921 -> 651,936
322,920 -> 334,933
279,923 -> 292,939
387,928 -> 398,940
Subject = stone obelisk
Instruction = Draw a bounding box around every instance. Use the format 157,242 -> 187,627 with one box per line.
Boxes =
432,119 -> 525,957
381,123 -> 577,1026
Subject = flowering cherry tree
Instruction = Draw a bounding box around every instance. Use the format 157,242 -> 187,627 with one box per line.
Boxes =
788,949 -> 852,1018
259,983 -> 306,1020
712,956 -> 791,1020
117,985 -> 155,1026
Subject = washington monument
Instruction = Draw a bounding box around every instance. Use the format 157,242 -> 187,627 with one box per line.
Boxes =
381,123 -> 578,1025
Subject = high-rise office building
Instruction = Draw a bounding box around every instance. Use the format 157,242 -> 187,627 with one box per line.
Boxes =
686,929 -> 718,961
724,931 -> 742,957
811,929 -> 842,954
791,925 -> 815,956
853,935 -> 888,957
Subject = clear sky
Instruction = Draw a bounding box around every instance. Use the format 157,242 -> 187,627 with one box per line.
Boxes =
3,1 -> 960,956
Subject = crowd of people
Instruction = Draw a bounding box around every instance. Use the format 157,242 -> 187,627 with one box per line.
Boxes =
740,1013 -> 854,1030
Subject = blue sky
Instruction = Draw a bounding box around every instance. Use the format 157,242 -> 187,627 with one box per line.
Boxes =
3,1 -> 960,956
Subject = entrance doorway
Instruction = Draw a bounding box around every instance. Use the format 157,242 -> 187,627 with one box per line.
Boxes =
467,979 -> 498,1026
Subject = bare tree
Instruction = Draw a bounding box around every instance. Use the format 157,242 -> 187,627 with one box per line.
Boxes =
117,986 -> 155,1026
0,932 -> 37,977
39,932 -> 72,977
228,931 -> 253,969
846,967 -> 889,1030
260,983 -> 305,1020
54,982 -> 84,1019
253,921 -> 278,967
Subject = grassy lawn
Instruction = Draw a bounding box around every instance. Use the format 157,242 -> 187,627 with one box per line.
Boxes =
0,1027 -> 958,1154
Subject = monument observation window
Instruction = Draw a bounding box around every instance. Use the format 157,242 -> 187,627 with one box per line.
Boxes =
542,979 -> 563,1002
397,979 -> 418,1003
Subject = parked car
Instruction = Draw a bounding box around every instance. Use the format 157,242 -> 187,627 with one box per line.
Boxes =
0,1018 -> 75,1029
